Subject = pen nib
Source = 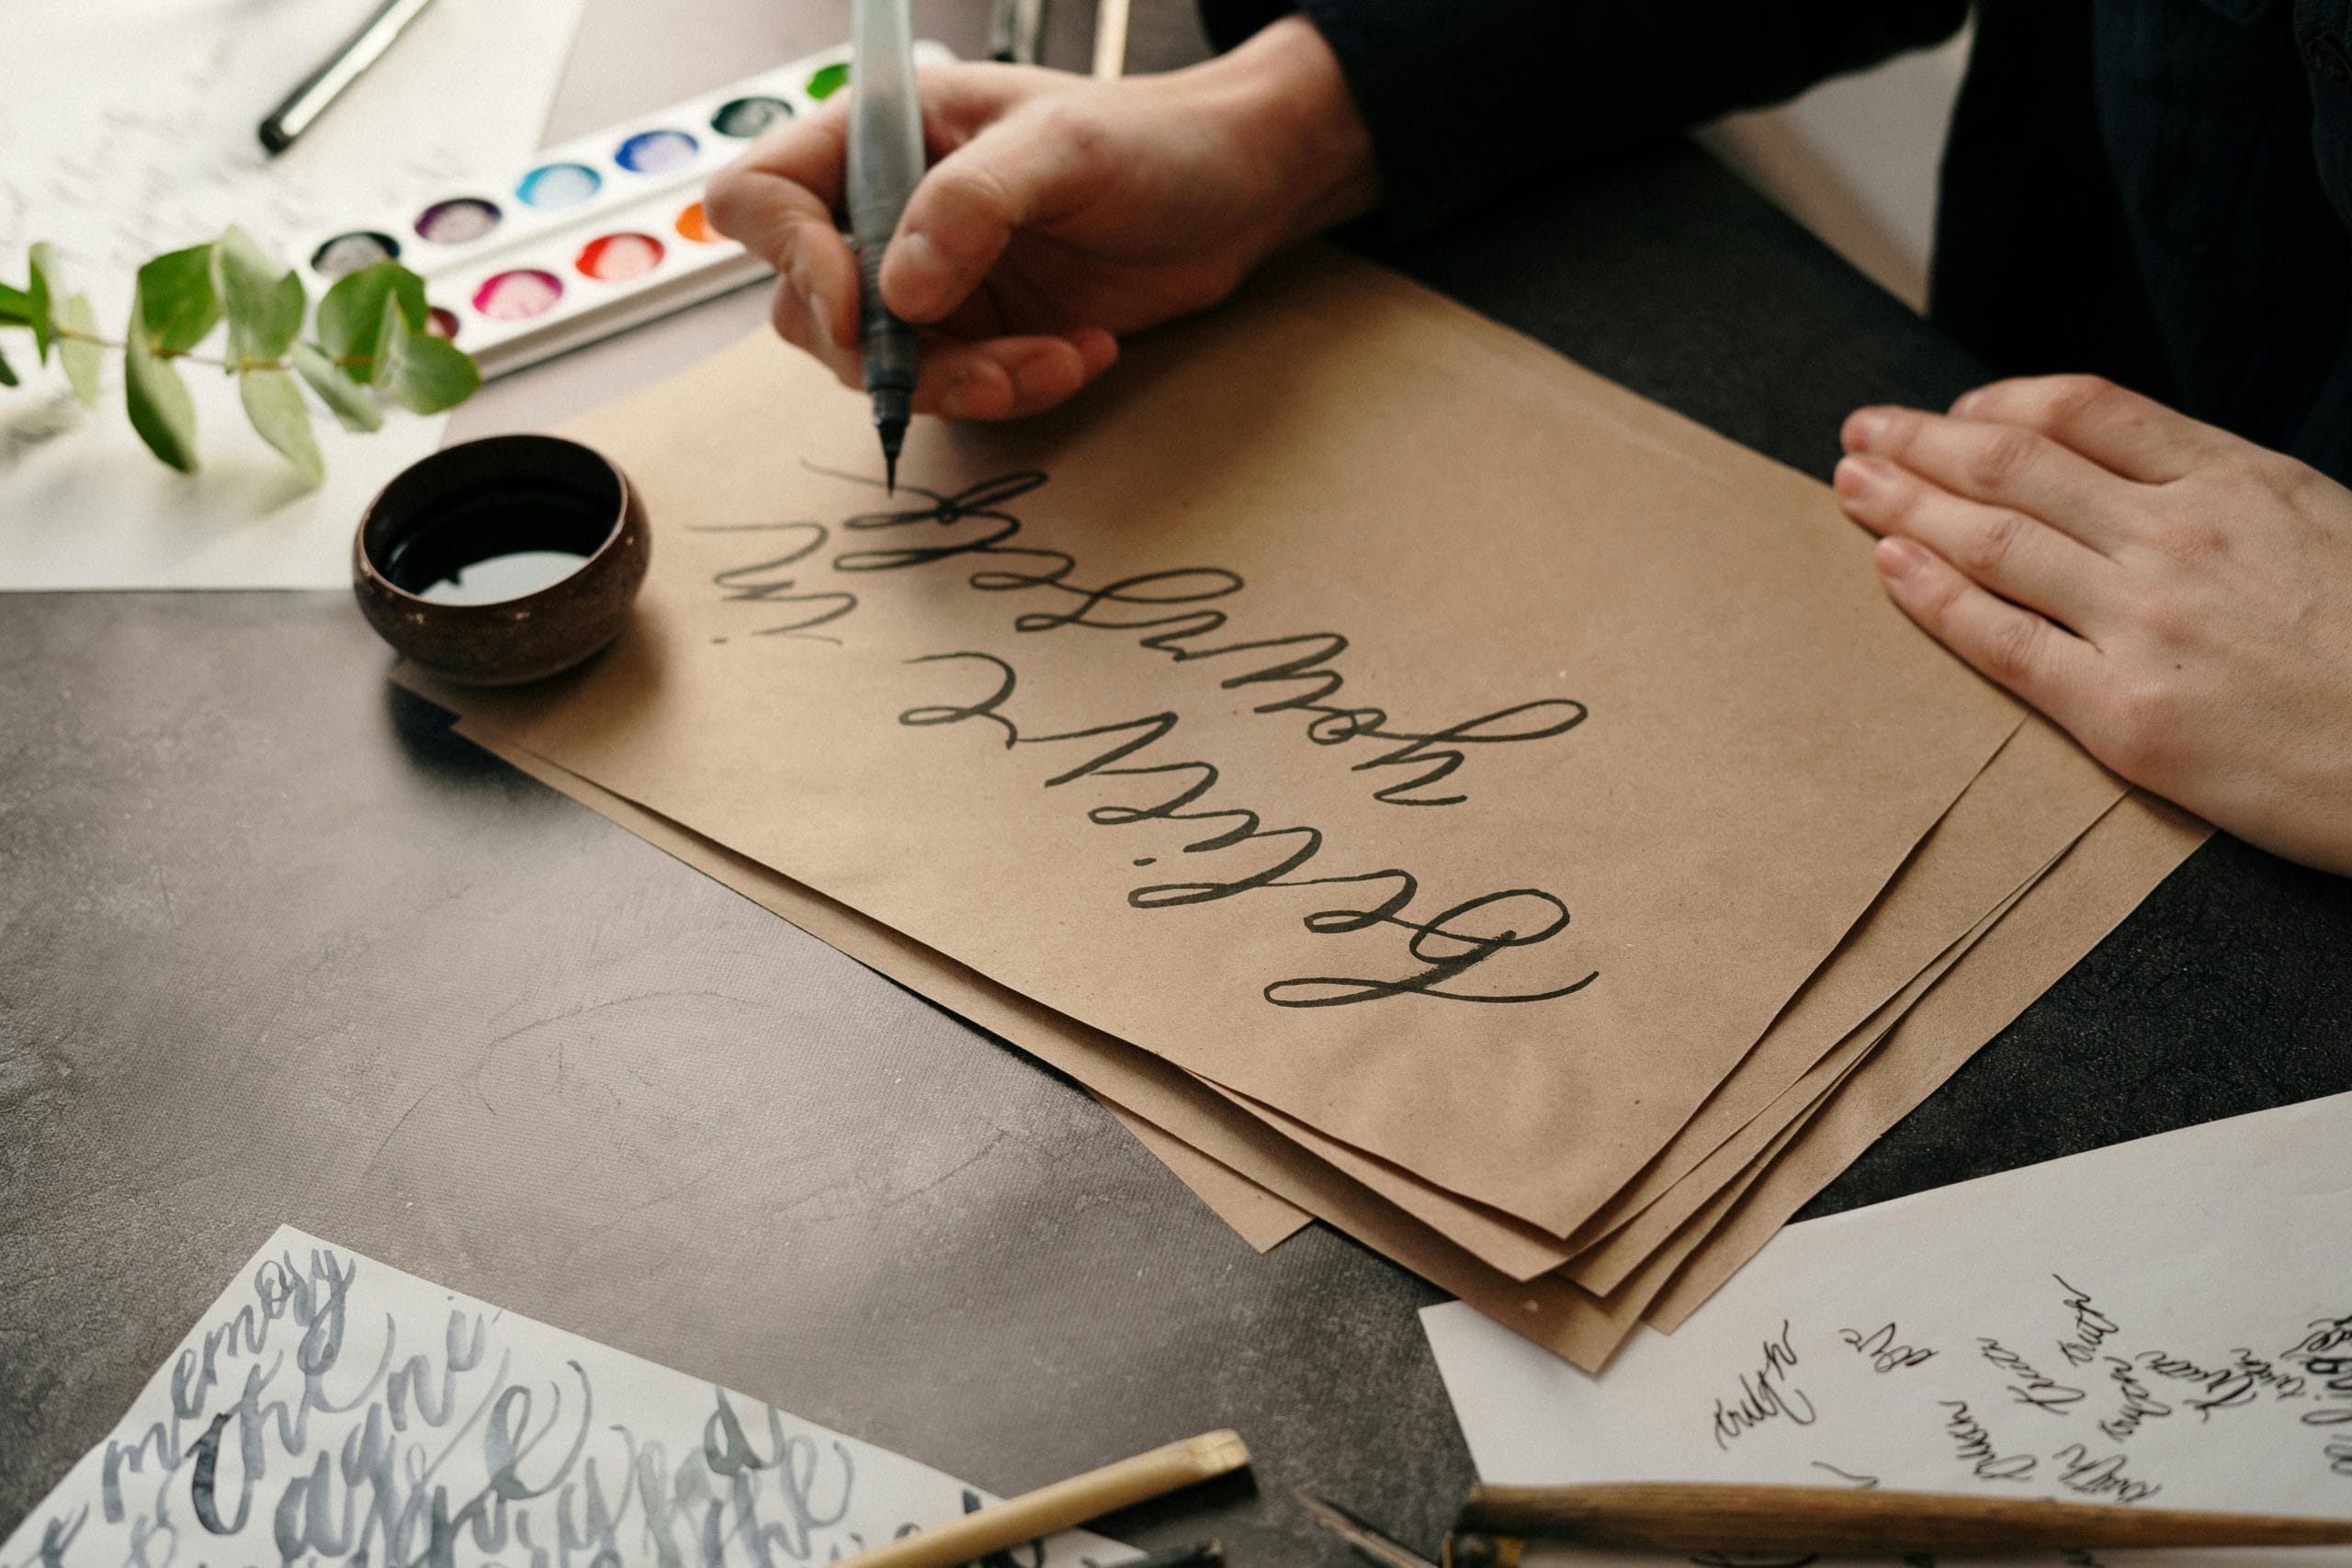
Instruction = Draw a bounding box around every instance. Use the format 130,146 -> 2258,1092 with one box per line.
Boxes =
877,414 -> 907,497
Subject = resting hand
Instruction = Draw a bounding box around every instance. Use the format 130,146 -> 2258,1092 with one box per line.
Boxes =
1835,375 -> 2352,875
704,17 -> 1375,422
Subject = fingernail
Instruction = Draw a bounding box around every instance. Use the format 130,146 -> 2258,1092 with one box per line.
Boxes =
886,231 -> 952,316
1846,410 -> 1890,453
1878,536 -> 1927,581
1833,455 -> 1883,499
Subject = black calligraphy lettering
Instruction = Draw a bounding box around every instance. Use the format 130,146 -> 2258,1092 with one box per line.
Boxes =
899,652 -> 1593,1007
1976,1338 -> 2086,1414
1935,1400 -> 2038,1483
1838,1323 -> 1935,1373
2051,1441 -> 2163,1504
2053,1276 -> 2120,1368
706,522 -> 858,642
1710,1323 -> 1816,1448
752,468 -> 1587,809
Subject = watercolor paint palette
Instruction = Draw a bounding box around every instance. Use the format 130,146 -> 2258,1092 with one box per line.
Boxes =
298,40 -> 956,378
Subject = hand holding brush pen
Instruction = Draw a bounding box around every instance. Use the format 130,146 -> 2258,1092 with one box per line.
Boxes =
702,21 -> 1359,445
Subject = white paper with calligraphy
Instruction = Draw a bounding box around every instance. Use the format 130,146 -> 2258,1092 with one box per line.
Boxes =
0,1227 -> 1133,1568
1422,1091 -> 2352,1565
0,0 -> 582,590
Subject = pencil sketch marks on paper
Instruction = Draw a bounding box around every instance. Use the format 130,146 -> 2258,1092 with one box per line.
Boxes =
696,469 -> 1598,1010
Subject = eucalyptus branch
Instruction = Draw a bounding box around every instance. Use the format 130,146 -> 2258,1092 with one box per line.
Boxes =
50,321 -> 383,378
0,226 -> 481,480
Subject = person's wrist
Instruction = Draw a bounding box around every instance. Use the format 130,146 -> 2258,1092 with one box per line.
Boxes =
1178,15 -> 1380,245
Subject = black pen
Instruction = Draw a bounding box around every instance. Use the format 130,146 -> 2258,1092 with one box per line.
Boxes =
259,0 -> 443,156
849,0 -> 925,492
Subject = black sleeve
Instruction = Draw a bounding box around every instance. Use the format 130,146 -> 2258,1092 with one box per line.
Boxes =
1199,0 -> 1972,235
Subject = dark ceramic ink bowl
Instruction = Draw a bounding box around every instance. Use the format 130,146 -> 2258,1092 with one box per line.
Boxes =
352,434 -> 650,686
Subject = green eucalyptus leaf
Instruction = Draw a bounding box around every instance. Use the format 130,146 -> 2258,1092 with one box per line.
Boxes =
213,226 -> 304,364
291,340 -> 382,433
135,243 -> 223,356
314,270 -> 379,365
388,330 -> 481,415
124,288 -> 199,472
27,242 -> 57,364
0,281 -> 30,325
0,341 -> 16,388
373,289 -> 413,393
239,367 -> 323,484
390,267 -> 427,328
58,294 -> 102,406
257,273 -> 306,360
316,261 -> 426,378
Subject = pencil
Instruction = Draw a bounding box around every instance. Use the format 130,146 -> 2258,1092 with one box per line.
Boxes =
829,1430 -> 1250,1568
1451,1483 -> 2352,1556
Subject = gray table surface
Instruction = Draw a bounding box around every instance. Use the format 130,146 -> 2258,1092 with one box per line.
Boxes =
6,3 -> 2351,1562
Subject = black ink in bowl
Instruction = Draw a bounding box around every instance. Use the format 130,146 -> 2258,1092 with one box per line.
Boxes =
353,434 -> 650,686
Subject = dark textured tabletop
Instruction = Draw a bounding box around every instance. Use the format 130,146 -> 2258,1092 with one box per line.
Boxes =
5,3 -> 2349,1561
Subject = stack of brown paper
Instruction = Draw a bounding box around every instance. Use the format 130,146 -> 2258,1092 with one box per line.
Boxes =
403,249 -> 2208,1371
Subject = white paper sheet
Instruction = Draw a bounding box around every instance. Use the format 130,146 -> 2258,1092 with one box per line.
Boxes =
0,1225 -> 1136,1568
1423,1091 -> 2352,1566
0,0 -> 583,590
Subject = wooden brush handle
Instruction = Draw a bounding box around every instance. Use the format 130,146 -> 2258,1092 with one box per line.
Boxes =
831,1430 -> 1250,1568
1455,1483 -> 2352,1552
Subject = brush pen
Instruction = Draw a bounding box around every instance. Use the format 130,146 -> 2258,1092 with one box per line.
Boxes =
849,0 -> 925,492
258,0 -> 442,156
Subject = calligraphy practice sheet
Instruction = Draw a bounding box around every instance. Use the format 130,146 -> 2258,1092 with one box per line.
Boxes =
0,1227 -> 1133,1568
415,250 -> 2028,1241
1423,1091 -> 2352,1565
399,248 -> 2220,1366
0,0 -> 582,589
